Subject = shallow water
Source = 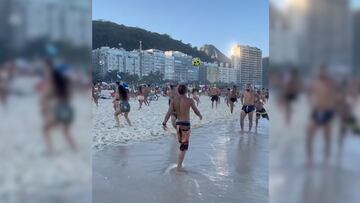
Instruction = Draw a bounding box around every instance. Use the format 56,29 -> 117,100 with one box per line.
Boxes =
269,94 -> 360,203
93,117 -> 269,203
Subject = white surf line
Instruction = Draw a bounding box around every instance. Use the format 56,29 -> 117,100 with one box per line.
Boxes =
193,179 -> 204,200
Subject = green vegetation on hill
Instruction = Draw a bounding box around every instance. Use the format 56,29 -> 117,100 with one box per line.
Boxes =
92,20 -> 215,63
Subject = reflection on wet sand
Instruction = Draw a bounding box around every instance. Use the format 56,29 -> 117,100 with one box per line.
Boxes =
93,118 -> 268,203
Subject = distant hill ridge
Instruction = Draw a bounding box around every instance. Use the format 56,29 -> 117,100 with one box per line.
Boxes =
200,44 -> 231,64
93,20 -> 228,63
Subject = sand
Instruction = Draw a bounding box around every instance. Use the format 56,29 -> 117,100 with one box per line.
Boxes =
92,91 -> 245,149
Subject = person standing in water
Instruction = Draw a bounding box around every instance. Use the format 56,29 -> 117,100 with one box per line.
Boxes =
306,66 -> 336,167
255,90 -> 269,132
209,86 -> 220,109
229,86 -> 238,114
240,85 -> 256,132
162,84 -> 202,172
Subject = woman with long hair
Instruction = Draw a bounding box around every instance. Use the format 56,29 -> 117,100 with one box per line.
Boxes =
114,85 -> 132,127
42,60 -> 77,154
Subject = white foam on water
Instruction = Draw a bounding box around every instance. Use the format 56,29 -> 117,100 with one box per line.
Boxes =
163,163 -> 178,174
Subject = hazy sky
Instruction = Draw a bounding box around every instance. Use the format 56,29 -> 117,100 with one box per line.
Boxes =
92,0 -> 269,57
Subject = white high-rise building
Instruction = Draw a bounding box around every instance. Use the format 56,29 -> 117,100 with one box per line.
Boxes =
164,51 -> 192,82
164,54 -> 175,80
204,62 -> 219,83
125,51 -> 141,75
140,51 -> 155,77
219,65 -> 237,84
11,0 -> 91,47
92,46 -> 126,73
146,49 -> 166,75
231,44 -> 262,86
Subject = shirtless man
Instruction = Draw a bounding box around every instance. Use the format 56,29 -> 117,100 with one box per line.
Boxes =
255,90 -> 269,132
163,84 -> 202,171
240,85 -> 256,132
209,86 -> 220,109
306,66 -> 336,167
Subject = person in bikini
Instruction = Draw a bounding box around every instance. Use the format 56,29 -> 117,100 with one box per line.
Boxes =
240,85 -> 256,132
162,84 -> 202,172
114,84 -> 132,127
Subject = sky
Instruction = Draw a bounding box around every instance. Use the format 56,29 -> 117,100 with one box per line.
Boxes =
92,0 -> 269,57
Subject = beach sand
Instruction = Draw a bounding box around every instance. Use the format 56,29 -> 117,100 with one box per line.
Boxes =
93,93 -> 247,148
93,97 -> 269,203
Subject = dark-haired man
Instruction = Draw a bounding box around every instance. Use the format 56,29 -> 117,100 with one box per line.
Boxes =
163,84 -> 202,171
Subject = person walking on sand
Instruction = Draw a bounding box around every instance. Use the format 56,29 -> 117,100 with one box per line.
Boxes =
137,85 -> 145,110
240,85 -> 256,132
92,82 -> 100,106
114,85 -> 132,127
41,60 -> 77,154
162,84 -> 202,172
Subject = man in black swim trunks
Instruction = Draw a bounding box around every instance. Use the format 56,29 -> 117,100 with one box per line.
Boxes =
240,84 -> 256,132
306,65 -> 336,167
209,85 -> 220,109
163,84 -> 202,172
255,90 -> 269,132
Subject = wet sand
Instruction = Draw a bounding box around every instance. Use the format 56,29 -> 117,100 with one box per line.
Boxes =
93,118 -> 268,203
269,94 -> 360,203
